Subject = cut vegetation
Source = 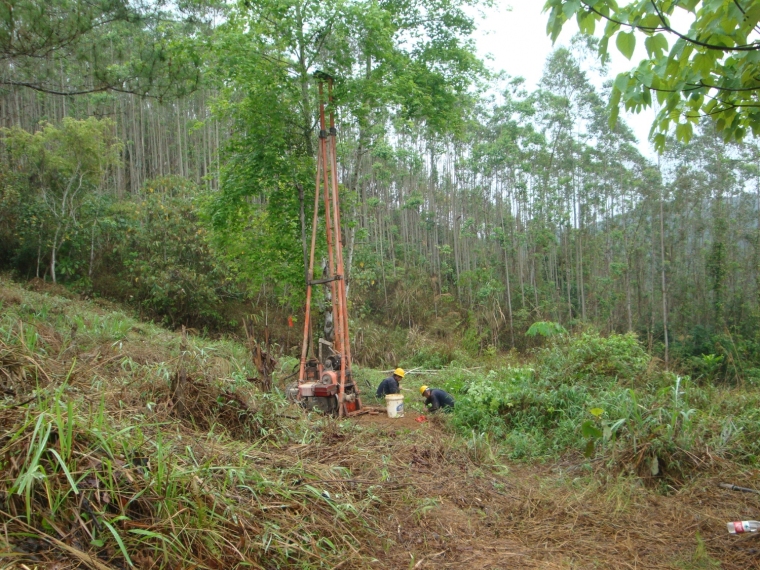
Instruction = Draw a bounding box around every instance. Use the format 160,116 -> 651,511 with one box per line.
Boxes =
1,277 -> 760,569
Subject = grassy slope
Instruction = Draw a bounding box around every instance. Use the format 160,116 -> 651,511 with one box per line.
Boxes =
1,277 -> 760,569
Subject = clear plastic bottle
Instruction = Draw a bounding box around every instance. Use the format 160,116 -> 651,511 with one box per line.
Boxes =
727,521 -> 760,534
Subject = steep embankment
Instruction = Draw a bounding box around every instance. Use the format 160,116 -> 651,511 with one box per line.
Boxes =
0,277 -> 759,569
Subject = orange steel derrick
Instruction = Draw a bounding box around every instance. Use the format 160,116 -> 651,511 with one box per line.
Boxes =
296,72 -> 360,418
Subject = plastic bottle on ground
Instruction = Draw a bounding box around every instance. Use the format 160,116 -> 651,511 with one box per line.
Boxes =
727,521 -> 760,534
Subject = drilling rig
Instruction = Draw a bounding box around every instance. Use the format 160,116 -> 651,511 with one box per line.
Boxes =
287,72 -> 362,418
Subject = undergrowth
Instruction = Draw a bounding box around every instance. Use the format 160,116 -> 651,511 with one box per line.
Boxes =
435,330 -> 760,482
3,274 -> 760,568
0,277 -> 399,568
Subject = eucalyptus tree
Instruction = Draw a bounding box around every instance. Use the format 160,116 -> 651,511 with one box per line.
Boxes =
534,47 -> 603,323
468,82 -> 543,345
663,125 -> 749,330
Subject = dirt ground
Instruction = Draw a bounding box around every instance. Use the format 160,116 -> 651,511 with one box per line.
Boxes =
352,407 -> 429,430
311,415 -> 760,570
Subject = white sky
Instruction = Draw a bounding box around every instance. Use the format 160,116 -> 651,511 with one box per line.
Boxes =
473,1 -> 659,159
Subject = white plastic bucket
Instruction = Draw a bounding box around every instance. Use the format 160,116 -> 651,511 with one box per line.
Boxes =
385,394 -> 404,418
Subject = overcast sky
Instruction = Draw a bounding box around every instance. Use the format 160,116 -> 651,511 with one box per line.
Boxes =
472,1 -> 658,158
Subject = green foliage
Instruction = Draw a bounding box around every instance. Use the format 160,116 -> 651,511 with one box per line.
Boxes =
670,325 -> 751,384
98,176 -> 241,329
544,0 -> 760,146
1,118 -> 122,283
444,366 -> 591,458
0,120 -> 242,329
406,345 -> 460,369
526,321 -> 568,338
0,278 -> 398,568
436,331 -> 760,479
206,0 -> 485,310
0,0 -> 207,97
675,532 -> 721,569
537,331 -> 651,385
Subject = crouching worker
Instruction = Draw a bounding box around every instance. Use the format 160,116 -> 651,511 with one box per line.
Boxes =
420,385 -> 455,412
376,367 -> 405,398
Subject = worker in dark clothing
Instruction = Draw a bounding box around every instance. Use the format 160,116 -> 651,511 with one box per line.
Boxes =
420,385 -> 455,412
376,368 -> 405,398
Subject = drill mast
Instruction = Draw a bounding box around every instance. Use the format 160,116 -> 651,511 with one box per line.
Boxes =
294,73 -> 361,417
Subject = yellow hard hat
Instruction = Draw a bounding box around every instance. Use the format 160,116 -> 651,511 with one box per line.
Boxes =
394,368 -> 406,378
419,385 -> 428,395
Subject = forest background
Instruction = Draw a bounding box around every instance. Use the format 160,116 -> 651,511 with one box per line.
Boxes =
0,0 -> 758,384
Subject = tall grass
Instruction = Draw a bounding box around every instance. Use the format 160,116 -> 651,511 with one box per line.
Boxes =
0,277 -> 391,568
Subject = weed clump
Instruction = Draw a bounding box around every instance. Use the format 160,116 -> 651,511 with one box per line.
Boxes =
538,330 -> 651,386
167,371 -> 271,439
0,337 -> 49,399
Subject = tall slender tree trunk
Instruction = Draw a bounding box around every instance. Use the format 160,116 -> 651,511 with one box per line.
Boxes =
659,167 -> 669,369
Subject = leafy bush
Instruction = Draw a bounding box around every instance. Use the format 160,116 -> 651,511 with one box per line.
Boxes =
537,331 -> 651,386
95,176 -> 242,330
439,331 -> 760,480
405,345 -> 461,369
669,325 -> 759,384
526,321 -> 567,338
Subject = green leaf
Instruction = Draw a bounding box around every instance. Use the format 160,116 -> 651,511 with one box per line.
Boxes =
644,33 -> 668,58
562,0 -> 582,20
616,31 -> 636,60
675,121 -> 693,142
48,449 -> 79,495
581,420 -> 603,439
103,519 -> 134,568
614,72 -> 630,94
590,407 -> 604,417
577,10 -> 596,35
609,418 -> 627,435
526,321 -> 567,337
129,528 -> 173,543
692,53 -> 713,77
584,440 -> 595,458
640,14 -> 662,29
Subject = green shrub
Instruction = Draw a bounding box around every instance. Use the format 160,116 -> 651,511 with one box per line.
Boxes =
537,331 -> 651,385
405,345 -> 459,369
96,176 -> 242,330
440,331 -> 760,479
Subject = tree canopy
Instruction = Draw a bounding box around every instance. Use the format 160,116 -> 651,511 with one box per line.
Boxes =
206,0 -> 486,305
0,0 -> 213,97
544,0 -> 760,148
3,0 -> 760,383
